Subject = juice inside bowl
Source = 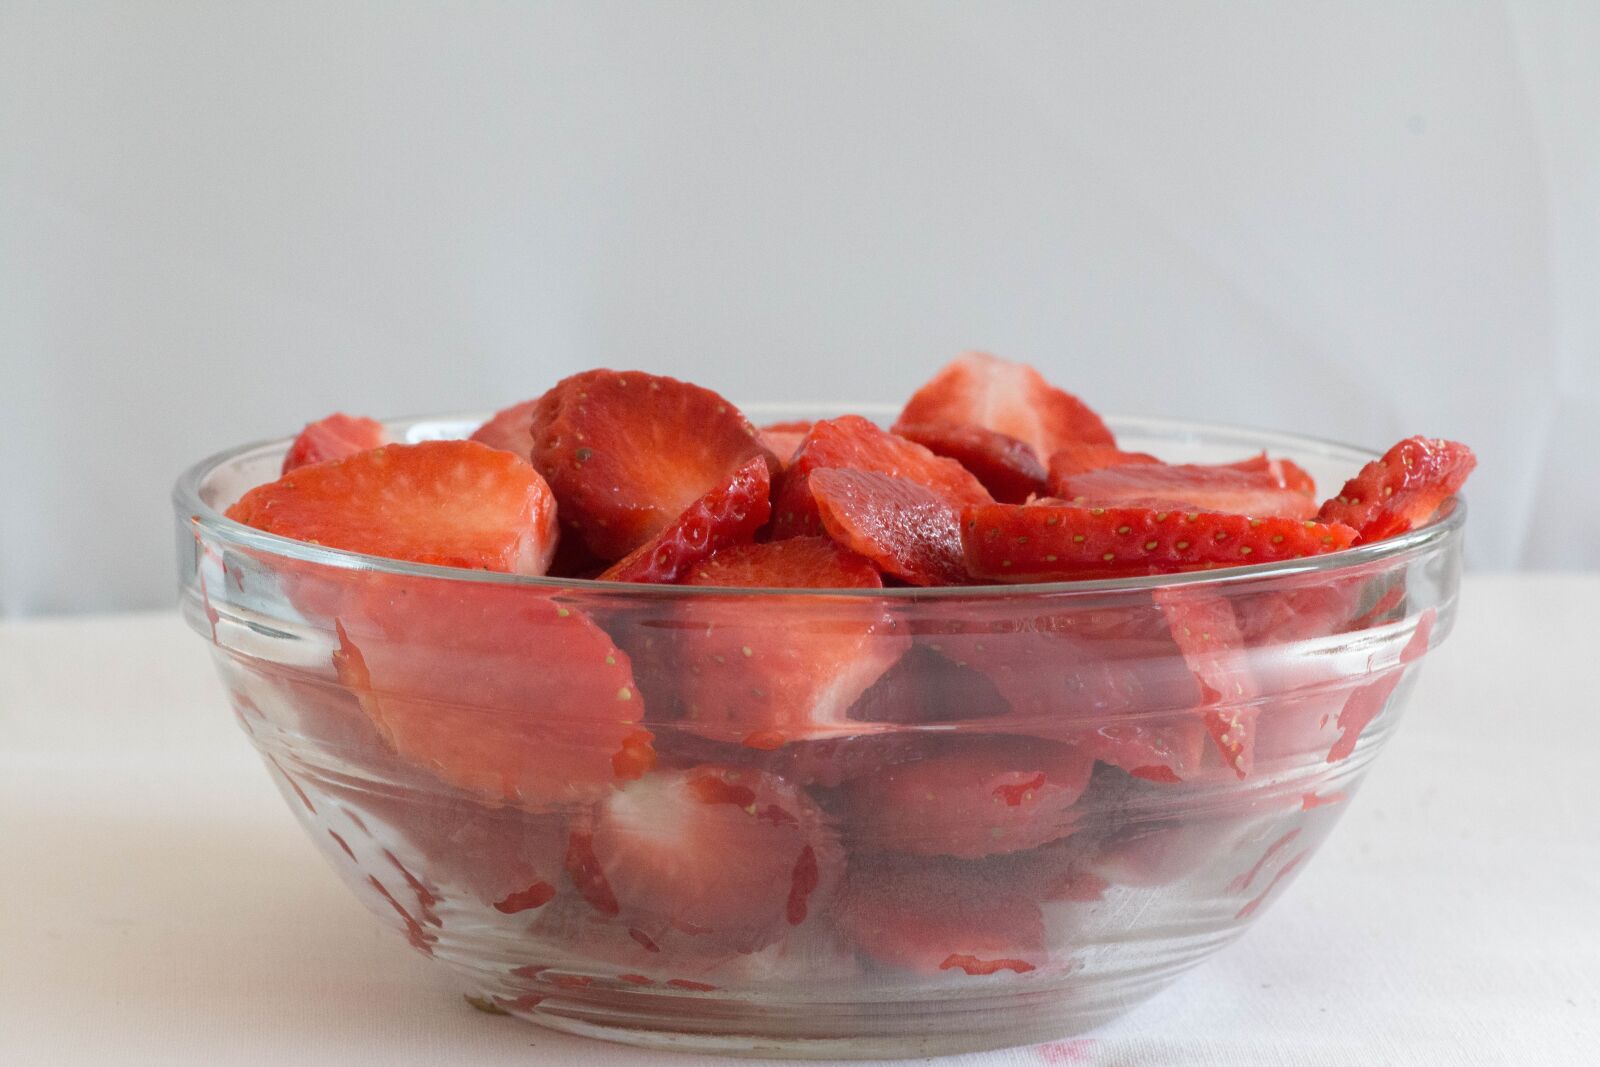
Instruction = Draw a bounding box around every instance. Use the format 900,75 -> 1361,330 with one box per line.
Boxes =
174,359 -> 1470,1057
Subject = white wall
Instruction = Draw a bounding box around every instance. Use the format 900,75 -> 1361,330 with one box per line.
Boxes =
3,2 -> 1596,617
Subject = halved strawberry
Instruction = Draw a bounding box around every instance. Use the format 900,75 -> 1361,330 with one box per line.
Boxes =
836,856 -> 1046,975
1052,463 -> 1317,520
1154,589 -> 1256,778
896,352 -> 1115,456
674,538 -> 909,747
228,440 -> 560,575
566,765 -> 843,953
893,423 -> 1048,504
842,737 -> 1095,859
598,457 -> 771,584
810,468 -> 971,586
1317,437 -> 1476,543
759,420 -> 813,469
470,398 -> 545,459
529,370 -> 774,560
770,416 -> 991,539
334,580 -> 653,809
1046,443 -> 1160,481
960,501 -> 1359,582
280,413 -> 390,474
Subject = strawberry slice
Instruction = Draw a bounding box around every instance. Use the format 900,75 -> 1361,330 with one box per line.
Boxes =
1226,452 -> 1317,496
228,440 -> 560,575
1052,463 -> 1317,520
770,416 -> 991,539
896,351 -> 1115,456
334,580 -> 654,809
809,468 -> 971,586
598,457 -> 771,584
1046,443 -> 1160,481
674,538 -> 909,747
843,738 -> 1095,859
1327,608 -> 1435,762
281,413 -> 390,473
960,501 -> 1359,582
470,398 -> 545,458
1317,436 -> 1476,543
529,370 -> 774,560
837,857 -> 1046,975
1154,589 -> 1256,778
759,420 -> 813,469
331,785 -> 569,917
567,765 -> 843,953
894,422 -> 1048,504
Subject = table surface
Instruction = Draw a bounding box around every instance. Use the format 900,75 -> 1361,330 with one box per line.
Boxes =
3,574 -> 1597,1066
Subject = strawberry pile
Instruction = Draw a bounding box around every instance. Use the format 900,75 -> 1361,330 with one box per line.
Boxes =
224,353 -> 1474,990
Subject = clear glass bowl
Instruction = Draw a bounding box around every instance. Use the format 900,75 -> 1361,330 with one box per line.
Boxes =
172,410 -> 1464,1059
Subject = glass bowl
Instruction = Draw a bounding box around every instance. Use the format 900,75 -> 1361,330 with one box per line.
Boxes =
172,410 -> 1464,1059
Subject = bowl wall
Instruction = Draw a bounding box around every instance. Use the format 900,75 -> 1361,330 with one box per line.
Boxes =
174,413 -> 1462,1057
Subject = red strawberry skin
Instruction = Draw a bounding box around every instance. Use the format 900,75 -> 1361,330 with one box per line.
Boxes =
897,352 -> 1115,456
894,422 -> 1048,504
282,413 -> 390,474
599,457 -> 772,583
470,398 -> 544,459
1053,463 -> 1317,520
961,502 -> 1359,582
333,581 -> 654,809
843,738 -> 1095,859
567,765 -> 843,953
1318,437 -> 1475,543
529,370 -> 775,560
771,416 -> 991,540
1047,443 -> 1160,480
673,538 -> 909,746
810,467 -> 972,586
229,440 -> 560,575
837,857 -> 1046,976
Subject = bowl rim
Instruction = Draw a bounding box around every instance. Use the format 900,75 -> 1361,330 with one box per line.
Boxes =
173,407 -> 1466,600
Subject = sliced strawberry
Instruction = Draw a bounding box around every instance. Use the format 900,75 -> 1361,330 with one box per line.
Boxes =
809,468 -> 971,586
1327,608 -> 1435,762
470,398 -> 544,459
336,787 -> 569,917
1074,715 -> 1210,784
770,415 -> 991,539
893,423 -> 1048,504
598,457 -> 771,584
837,857 -> 1046,975
960,501 -> 1359,582
759,420 -> 813,469
282,413 -> 390,473
1225,452 -> 1317,496
674,538 -> 909,747
1046,443 -> 1160,481
896,352 -> 1115,457
843,737 -> 1095,859
333,580 -> 653,809
1154,589 -> 1256,778
228,440 -> 560,575
567,765 -> 843,953
1317,437 -> 1476,543
529,370 -> 774,560
1052,463 -> 1317,520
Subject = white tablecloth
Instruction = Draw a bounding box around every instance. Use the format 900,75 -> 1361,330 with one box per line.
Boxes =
3,574 -> 1597,1065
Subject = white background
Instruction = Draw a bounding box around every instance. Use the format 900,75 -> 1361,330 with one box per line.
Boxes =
3,2 -> 1597,617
